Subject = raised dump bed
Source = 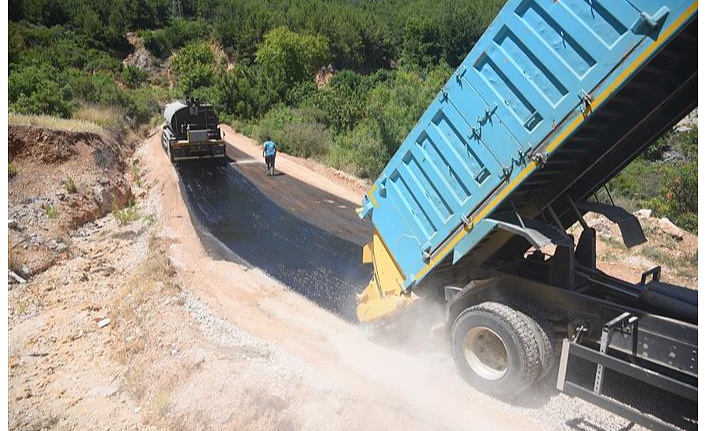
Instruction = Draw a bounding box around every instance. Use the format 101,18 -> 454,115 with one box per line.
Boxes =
357,0 -> 697,317
355,1 -> 697,428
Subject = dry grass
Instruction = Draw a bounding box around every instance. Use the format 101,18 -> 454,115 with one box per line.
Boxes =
130,160 -> 144,187
72,104 -> 126,130
112,235 -> 176,332
9,113 -> 106,135
43,203 -> 59,219
152,390 -> 172,419
8,245 -> 23,274
112,202 -> 142,225
122,364 -> 149,401
111,234 -> 182,414
64,176 -> 77,193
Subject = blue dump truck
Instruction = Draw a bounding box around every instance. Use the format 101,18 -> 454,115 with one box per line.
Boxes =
162,98 -> 226,163
356,0 -> 697,428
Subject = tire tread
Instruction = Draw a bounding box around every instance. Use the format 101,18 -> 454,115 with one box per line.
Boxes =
451,301 -> 542,396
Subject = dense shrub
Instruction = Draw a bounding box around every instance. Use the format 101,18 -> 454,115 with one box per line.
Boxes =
608,159 -> 666,204
400,17 -> 443,69
124,87 -> 161,124
89,72 -> 131,107
284,81 -> 319,108
248,61 -> 451,179
255,27 -> 330,99
304,70 -> 372,133
216,61 -> 277,120
141,29 -> 170,58
661,161 -> 698,233
171,41 -> 221,96
281,122 -> 332,159
334,119 -> 389,179
166,18 -> 210,50
607,127 -> 698,233
8,64 -> 74,117
10,23 -> 121,73
141,18 -> 210,59
365,64 -> 451,156
251,105 -> 304,149
121,64 -> 149,88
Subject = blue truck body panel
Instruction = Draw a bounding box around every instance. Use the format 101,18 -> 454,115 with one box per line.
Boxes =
359,0 -> 697,290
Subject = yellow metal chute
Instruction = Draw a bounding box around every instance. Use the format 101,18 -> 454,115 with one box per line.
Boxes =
356,231 -> 417,322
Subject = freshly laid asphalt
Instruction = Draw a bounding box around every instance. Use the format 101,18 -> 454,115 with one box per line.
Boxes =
176,160 -> 371,322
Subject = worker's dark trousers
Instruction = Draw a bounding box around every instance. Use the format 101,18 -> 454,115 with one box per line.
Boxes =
265,155 -> 276,175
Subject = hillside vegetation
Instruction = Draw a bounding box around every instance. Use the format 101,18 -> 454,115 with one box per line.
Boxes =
8,0 -> 697,232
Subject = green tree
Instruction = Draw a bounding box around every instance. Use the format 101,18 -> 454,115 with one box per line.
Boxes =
216,61 -> 277,120
213,0 -> 277,60
8,23 -> 25,67
126,0 -> 171,29
662,162 -> 698,233
11,0 -> 68,25
334,119 -> 387,179
642,134 -> 670,161
655,127 -> 698,162
437,2 -> 490,67
305,7 -> 364,70
9,64 -> 73,117
121,64 -> 149,88
167,18 -> 210,49
171,41 -> 219,96
305,69 -> 372,133
143,18 -> 210,58
367,63 -> 451,157
255,27 -> 329,99
400,17 -> 443,69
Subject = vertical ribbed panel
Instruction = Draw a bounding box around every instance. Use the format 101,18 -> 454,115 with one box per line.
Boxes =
494,26 -> 568,107
516,0 -> 597,78
362,0 -> 696,287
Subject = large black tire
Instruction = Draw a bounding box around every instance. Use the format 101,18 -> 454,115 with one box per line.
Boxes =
526,312 -> 556,383
451,302 -> 543,397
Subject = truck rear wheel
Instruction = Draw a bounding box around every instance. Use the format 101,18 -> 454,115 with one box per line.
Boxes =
451,302 -> 542,397
526,312 -> 555,383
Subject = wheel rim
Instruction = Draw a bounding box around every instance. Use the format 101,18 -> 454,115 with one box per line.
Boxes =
463,326 -> 508,381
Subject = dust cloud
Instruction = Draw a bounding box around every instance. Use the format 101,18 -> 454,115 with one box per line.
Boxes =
325,296 -> 536,431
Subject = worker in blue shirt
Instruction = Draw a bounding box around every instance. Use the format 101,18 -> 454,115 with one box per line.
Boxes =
263,136 -> 277,176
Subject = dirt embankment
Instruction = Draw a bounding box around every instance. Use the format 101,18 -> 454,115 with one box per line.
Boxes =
8,125 -> 135,279
7,123 -> 697,431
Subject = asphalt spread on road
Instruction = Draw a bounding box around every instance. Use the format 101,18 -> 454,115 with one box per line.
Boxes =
177,161 -> 371,322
